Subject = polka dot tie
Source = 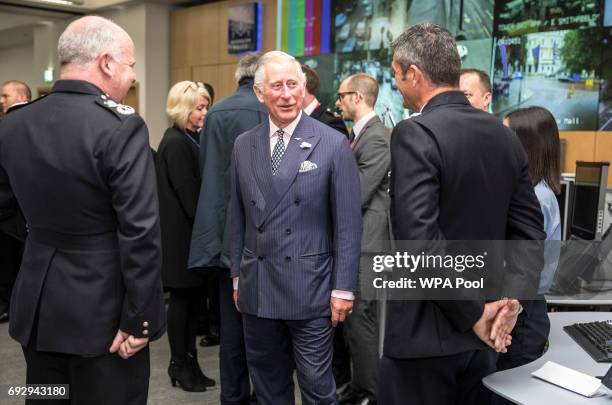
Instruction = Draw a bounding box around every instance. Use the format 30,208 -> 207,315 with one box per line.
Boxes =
271,129 -> 285,175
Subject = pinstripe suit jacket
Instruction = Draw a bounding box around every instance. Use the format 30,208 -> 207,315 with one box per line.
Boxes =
228,113 -> 362,320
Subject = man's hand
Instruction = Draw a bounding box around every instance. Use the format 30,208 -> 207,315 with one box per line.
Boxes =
233,289 -> 240,312
472,300 -> 515,353
109,329 -> 149,359
491,299 -> 520,346
330,297 -> 353,327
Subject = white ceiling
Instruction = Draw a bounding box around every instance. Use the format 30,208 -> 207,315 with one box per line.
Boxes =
0,0 -> 192,49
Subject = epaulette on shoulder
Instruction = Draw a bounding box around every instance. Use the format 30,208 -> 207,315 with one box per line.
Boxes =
326,108 -> 342,118
95,94 -> 136,120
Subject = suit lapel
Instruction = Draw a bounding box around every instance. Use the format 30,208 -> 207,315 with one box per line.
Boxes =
251,122 -> 276,222
353,116 -> 380,150
258,114 -> 320,226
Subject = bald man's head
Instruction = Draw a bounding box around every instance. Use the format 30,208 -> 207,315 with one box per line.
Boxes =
58,16 -> 131,68
460,69 -> 491,112
1,80 -> 31,113
57,16 -> 136,102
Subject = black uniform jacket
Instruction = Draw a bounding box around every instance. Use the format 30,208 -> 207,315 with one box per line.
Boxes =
310,103 -> 349,139
0,80 -> 166,356
385,91 -> 545,359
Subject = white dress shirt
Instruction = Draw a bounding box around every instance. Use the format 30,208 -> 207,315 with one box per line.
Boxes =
233,110 -> 354,301
303,97 -> 320,116
351,110 -> 378,143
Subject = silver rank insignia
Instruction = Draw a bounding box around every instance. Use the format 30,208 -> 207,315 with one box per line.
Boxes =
104,99 -> 118,108
116,104 -> 135,115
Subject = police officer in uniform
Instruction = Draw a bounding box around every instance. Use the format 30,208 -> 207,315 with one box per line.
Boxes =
0,16 -> 165,405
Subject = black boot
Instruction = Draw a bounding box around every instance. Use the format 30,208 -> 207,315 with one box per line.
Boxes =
168,358 -> 207,392
187,350 -> 216,387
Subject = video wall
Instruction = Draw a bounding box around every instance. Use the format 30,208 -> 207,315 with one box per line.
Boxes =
278,0 -> 611,130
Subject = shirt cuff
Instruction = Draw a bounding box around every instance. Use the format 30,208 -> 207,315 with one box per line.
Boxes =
331,289 -> 354,301
233,277 -> 239,291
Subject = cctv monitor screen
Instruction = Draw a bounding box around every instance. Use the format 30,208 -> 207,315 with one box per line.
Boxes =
571,164 -> 603,240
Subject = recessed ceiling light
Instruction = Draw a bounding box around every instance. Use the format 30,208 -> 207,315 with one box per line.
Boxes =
36,0 -> 84,5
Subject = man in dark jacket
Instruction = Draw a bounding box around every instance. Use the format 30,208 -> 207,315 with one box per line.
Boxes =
301,64 -> 349,139
0,16 -> 165,404
189,52 -> 267,405
379,24 -> 545,405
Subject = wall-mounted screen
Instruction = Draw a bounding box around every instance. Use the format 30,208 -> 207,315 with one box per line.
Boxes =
492,28 -> 602,130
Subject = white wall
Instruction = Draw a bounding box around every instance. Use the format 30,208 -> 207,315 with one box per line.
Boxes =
0,4 -> 170,147
0,43 -> 37,97
101,3 -> 171,148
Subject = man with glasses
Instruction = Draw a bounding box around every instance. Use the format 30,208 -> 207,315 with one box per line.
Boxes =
0,16 -> 165,404
334,73 -> 390,405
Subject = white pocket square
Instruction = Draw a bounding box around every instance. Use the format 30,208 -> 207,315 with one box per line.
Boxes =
299,160 -> 318,173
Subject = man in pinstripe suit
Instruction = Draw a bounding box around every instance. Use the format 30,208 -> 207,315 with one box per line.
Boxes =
227,51 -> 362,405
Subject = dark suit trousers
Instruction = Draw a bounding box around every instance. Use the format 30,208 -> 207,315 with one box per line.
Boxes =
219,272 -> 251,405
378,349 -> 497,405
344,298 -> 379,397
243,314 -> 336,405
0,232 -> 22,313
22,344 -> 149,405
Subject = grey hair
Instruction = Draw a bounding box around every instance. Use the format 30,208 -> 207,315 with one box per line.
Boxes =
253,51 -> 306,91
58,16 -> 128,67
391,23 -> 460,87
234,52 -> 262,83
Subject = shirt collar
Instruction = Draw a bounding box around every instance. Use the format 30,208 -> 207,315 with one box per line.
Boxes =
352,110 -> 377,140
269,110 -> 302,138
303,97 -> 320,116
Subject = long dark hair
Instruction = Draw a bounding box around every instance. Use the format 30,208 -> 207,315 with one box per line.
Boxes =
505,106 -> 561,194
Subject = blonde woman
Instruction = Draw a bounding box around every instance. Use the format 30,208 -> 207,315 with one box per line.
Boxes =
155,81 -> 214,392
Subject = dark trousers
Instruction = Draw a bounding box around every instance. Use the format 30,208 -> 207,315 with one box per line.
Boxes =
344,298 -> 379,397
0,232 -> 22,313
378,349 -> 497,405
219,272 -> 251,405
497,299 -> 549,371
167,287 -> 200,361
243,314 -> 336,405
22,344 -> 150,405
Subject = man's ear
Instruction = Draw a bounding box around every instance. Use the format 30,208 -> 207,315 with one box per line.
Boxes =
99,53 -> 113,78
409,65 -> 422,87
484,92 -> 492,110
253,84 -> 265,104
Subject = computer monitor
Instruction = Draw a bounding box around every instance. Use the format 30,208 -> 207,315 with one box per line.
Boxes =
557,179 -> 574,241
569,162 -> 609,241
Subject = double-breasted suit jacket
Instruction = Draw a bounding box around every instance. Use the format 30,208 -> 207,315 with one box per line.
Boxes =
228,113 -> 362,320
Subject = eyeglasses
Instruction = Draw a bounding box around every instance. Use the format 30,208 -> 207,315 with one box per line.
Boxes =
336,91 -> 356,101
184,81 -> 205,94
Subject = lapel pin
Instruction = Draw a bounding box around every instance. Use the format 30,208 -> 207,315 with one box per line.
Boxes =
299,141 -> 312,149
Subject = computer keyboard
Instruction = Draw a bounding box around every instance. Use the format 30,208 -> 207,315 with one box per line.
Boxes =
564,321 -> 612,362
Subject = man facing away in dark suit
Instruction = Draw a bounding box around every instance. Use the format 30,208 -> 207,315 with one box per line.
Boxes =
0,16 -> 166,404
188,52 -> 267,405
227,50 -> 362,405
379,24 -> 545,405
0,80 -> 31,324
301,64 -> 350,139
334,73 -> 390,405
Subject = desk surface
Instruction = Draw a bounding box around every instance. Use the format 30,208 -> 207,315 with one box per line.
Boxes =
483,312 -> 612,404
546,290 -> 612,305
